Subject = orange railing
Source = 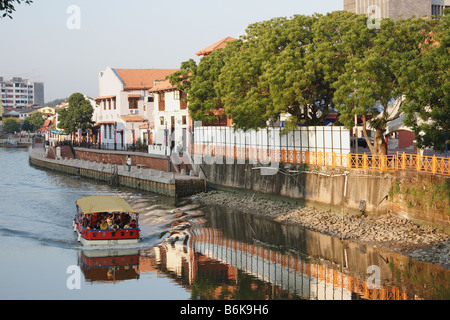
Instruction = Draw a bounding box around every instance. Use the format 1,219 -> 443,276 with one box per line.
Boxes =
192,144 -> 450,176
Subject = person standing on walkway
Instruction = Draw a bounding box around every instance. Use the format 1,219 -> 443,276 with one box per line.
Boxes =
127,155 -> 132,172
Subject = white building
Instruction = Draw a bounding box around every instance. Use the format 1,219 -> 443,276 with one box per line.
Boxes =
149,79 -> 191,155
95,67 -> 178,150
0,76 -> 44,108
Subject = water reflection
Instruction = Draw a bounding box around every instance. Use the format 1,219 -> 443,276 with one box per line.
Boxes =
79,249 -> 140,283
76,205 -> 448,300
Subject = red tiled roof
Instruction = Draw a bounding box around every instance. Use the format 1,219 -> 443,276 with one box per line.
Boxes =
114,69 -> 179,90
196,37 -> 236,57
149,79 -> 177,93
121,116 -> 145,122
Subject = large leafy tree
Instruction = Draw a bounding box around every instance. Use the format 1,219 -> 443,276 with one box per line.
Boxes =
398,12 -> 449,152
57,93 -> 94,135
332,15 -> 436,155
0,0 -> 32,18
169,44 -> 238,124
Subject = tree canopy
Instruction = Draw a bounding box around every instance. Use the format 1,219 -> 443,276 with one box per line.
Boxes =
57,93 -> 94,135
170,11 -> 448,154
398,11 -> 450,153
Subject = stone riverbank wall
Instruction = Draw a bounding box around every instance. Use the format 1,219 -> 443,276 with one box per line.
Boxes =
199,161 -> 450,232
28,147 -> 206,198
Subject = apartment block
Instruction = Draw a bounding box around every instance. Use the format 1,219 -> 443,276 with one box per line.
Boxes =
0,76 -> 45,109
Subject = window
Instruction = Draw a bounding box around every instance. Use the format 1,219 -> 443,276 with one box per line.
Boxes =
113,98 -> 116,110
160,117 -> 164,125
180,91 -> 188,110
182,115 -> 187,125
158,93 -> 165,111
129,98 -> 139,109
174,90 -> 180,100
108,99 -> 111,110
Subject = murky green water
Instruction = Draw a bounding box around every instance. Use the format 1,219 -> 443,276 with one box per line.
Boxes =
0,148 -> 448,300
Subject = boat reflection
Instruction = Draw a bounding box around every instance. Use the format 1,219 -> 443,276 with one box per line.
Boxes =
78,249 -> 140,283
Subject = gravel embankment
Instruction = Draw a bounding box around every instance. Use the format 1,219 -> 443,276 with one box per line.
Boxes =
193,190 -> 450,269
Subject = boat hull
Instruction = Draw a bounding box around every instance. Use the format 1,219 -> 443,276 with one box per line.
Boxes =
74,220 -> 140,247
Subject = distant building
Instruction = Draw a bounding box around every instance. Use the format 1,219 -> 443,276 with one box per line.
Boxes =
343,0 -> 450,19
0,76 -> 45,109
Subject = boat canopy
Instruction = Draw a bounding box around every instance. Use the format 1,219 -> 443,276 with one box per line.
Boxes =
76,196 -> 138,215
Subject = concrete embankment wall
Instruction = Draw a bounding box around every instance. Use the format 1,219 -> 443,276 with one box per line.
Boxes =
29,150 -> 206,198
200,161 -> 450,232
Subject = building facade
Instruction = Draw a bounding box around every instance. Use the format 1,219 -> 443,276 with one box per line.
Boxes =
0,77 -> 45,109
343,0 -> 450,19
95,67 -> 178,149
149,79 -> 191,155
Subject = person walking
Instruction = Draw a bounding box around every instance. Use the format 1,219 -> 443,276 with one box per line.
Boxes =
127,155 -> 132,172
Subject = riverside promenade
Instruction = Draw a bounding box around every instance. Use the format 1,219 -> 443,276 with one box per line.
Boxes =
28,145 -> 206,198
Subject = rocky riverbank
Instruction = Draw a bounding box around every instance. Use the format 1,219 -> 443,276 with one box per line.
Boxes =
192,190 -> 450,269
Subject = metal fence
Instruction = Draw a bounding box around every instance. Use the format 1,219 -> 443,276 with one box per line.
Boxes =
191,127 -> 449,176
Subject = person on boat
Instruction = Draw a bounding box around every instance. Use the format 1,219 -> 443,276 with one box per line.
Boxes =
129,219 -> 137,229
111,223 -> 119,230
119,213 -> 131,229
99,218 -> 108,230
106,214 -> 114,228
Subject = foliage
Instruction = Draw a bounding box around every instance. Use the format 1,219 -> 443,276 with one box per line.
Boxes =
57,93 -> 94,135
2,118 -> 21,133
0,0 -> 32,18
398,12 -> 450,152
171,11 -> 448,155
21,112 -> 45,132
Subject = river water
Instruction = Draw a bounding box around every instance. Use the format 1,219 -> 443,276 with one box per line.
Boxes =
0,148 -> 448,300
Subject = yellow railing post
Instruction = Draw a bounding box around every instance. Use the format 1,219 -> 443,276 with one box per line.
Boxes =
416,154 -> 421,172
402,152 -> 406,170
363,154 -> 368,170
432,155 -> 437,174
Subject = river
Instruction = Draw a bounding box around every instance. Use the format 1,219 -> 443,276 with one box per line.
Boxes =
0,148 -> 448,300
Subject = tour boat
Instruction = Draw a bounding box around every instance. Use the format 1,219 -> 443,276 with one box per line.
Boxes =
73,196 -> 140,246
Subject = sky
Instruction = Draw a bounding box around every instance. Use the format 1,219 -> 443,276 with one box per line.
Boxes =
0,0 -> 342,103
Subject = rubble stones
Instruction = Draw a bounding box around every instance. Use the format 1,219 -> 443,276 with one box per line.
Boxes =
193,190 -> 450,269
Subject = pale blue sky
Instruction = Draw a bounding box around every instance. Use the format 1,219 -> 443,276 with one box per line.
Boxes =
0,0 -> 342,102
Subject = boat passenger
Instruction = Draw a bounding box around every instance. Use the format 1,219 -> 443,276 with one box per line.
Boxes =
99,219 -> 109,230
129,219 -> 137,229
106,215 -> 113,228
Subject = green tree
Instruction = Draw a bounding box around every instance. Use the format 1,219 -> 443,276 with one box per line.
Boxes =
398,12 -> 449,152
332,15 -> 435,155
169,40 -> 242,124
57,93 -> 94,136
21,112 -> 44,132
0,0 -> 32,18
2,118 -> 21,133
